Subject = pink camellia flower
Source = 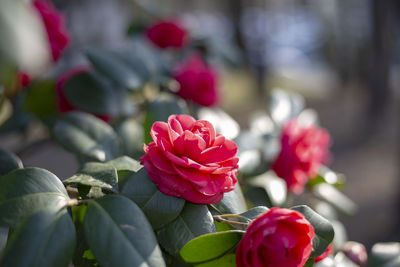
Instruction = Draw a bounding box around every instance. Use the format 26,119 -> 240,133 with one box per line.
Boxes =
146,20 -> 188,49
173,54 -> 219,106
272,119 -> 331,194
236,207 -> 315,267
56,67 -> 110,122
315,244 -> 334,263
141,114 -> 238,204
33,0 -> 70,61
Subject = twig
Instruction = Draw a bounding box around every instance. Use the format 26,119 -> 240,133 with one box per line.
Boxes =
213,215 -> 249,227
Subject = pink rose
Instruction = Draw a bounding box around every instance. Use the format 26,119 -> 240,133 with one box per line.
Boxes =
33,0 -> 70,61
146,20 -> 188,49
236,207 -> 315,267
315,244 -> 334,263
56,67 -> 110,122
140,114 -> 238,204
173,54 -> 219,106
272,119 -> 331,194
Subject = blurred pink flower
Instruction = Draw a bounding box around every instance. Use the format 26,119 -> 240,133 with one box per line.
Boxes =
173,54 -> 219,106
146,20 -> 188,49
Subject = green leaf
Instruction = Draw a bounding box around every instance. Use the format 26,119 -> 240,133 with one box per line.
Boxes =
1,209 -> 76,267
0,149 -> 23,176
121,168 -> 185,230
63,71 -> 134,117
144,93 -> 188,144
213,185 -> 247,215
244,186 -> 272,208
86,47 -> 143,91
308,166 -> 345,189
313,183 -> 357,215
291,205 -> 334,257
239,206 -> 269,222
247,171 -> 287,206
106,156 -> 142,174
53,111 -> 120,161
115,118 -> 145,159
368,242 -> 400,267
157,203 -> 216,255
195,253 -> 236,267
24,79 -> 57,117
64,162 -> 118,192
180,230 -> 244,264
0,167 -> 69,227
84,195 -> 165,267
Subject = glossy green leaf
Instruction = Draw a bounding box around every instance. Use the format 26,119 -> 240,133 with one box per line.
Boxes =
53,111 -> 120,162
24,79 -> 57,117
157,203 -> 216,255
84,195 -> 165,267
122,168 -> 185,229
213,185 -> 247,215
239,206 -> 269,222
86,47 -> 143,91
64,72 -> 134,117
308,166 -> 345,189
1,209 -> 75,267
0,149 -> 23,176
144,93 -> 188,144
368,242 -> 400,267
196,253 -> 236,267
245,186 -> 272,208
180,230 -> 244,264
115,118 -> 145,159
313,183 -> 357,215
106,156 -> 142,174
291,205 -> 334,257
64,162 -> 118,192
0,167 -> 69,227
247,171 -> 287,206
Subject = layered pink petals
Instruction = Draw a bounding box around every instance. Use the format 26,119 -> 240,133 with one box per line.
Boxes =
173,54 -> 219,106
236,207 -> 315,267
146,20 -> 188,49
141,114 -> 238,204
33,0 -> 69,62
272,119 -> 331,194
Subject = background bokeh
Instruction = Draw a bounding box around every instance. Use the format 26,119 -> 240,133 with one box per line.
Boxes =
2,0 -> 399,249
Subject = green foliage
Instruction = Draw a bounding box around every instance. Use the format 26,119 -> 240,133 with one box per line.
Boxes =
0,149 -> 23,176
53,111 -> 120,162
212,184 -> 247,215
144,93 -> 188,144
157,203 -> 216,255
1,209 -> 76,267
238,206 -> 269,221
115,118 -> 145,159
86,47 -> 144,91
368,242 -> 400,267
122,168 -> 185,229
83,195 -> 165,267
24,79 -> 57,118
63,72 -> 134,117
180,230 -> 244,265
291,205 -> 335,257
0,167 -> 69,227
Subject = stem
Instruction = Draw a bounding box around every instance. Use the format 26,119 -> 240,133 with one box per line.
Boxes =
66,187 -> 80,198
213,215 -> 249,227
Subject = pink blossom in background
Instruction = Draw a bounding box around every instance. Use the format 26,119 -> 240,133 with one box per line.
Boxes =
146,20 -> 188,49
33,0 -> 70,62
272,119 -> 331,194
173,54 -> 219,106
